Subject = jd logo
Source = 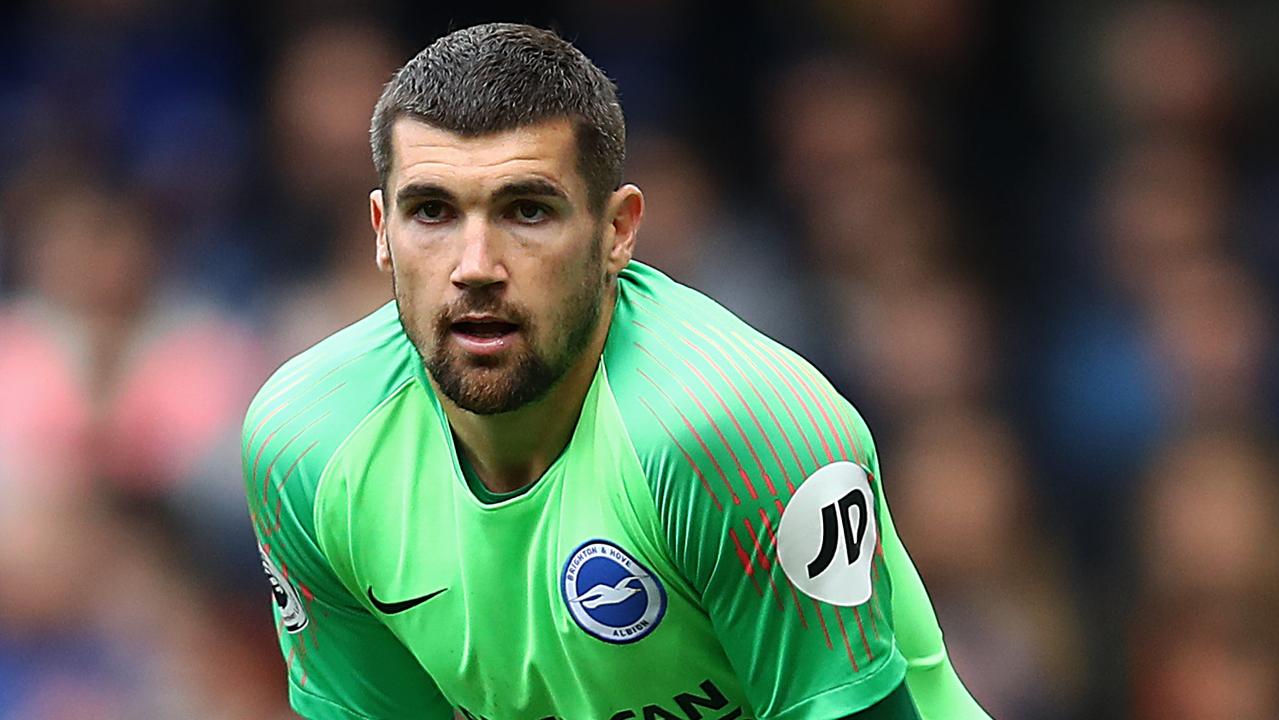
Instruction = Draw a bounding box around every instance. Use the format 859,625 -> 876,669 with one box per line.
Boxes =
777,462 -> 878,606
807,488 -> 869,579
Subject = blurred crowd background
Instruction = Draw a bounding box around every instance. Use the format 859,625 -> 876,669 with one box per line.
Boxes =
2,0 -> 1279,718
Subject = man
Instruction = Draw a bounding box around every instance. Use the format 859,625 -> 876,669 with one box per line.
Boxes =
244,23 -> 989,720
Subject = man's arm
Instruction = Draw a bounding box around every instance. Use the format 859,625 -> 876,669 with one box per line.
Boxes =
875,483 -> 991,719
243,367 -> 453,720
615,317 -> 909,717
608,275 -> 985,718
248,509 -> 451,719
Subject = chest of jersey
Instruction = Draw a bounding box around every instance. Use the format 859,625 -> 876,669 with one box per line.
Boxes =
318,377 -> 753,719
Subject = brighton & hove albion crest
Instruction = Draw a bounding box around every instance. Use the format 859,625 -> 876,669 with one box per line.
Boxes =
561,540 -> 666,644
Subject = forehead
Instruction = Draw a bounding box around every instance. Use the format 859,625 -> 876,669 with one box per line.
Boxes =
388,117 -> 584,198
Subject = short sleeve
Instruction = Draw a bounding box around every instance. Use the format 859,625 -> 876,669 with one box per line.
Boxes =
626,327 -> 907,718
243,395 -> 453,719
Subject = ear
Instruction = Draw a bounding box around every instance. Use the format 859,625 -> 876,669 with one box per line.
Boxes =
603,184 -> 643,276
371,187 -> 392,272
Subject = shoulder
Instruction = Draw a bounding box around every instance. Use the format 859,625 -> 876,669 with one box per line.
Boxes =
247,301 -> 413,413
604,260 -> 778,406
242,302 -> 421,535
603,262 -> 878,506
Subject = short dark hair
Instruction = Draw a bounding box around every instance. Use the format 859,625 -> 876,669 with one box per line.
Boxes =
370,23 -> 625,213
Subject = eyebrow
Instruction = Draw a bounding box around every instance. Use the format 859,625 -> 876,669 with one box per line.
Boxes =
490,178 -> 569,203
395,182 -> 458,208
394,178 -> 569,209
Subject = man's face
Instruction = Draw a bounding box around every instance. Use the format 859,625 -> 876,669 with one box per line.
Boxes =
372,117 -> 611,415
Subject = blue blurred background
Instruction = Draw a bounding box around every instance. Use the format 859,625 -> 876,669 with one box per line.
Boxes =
2,1 -> 1278,718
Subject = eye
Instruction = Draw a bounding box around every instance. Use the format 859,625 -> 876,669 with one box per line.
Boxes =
413,200 -> 454,224
508,201 -> 550,224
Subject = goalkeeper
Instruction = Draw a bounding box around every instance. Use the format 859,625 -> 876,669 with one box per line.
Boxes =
244,22 -> 990,720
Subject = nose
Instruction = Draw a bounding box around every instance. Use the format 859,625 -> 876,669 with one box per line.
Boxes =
450,217 -> 508,290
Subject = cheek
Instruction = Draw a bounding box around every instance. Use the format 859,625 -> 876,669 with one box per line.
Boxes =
388,249 -> 447,332
388,234 -> 447,292
535,247 -> 603,325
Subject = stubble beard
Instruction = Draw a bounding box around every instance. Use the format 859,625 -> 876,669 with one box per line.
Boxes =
393,242 -> 606,416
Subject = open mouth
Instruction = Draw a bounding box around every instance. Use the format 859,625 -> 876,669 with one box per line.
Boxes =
448,317 -> 521,355
451,320 -> 519,338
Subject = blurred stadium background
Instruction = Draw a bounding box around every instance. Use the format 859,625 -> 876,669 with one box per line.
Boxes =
2,0 -> 1279,718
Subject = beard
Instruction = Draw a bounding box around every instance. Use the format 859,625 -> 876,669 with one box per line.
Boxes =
394,240 -> 606,416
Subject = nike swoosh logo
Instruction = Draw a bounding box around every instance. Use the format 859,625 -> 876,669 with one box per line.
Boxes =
367,586 -> 447,615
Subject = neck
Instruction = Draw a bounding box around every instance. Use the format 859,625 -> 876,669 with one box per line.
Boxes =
435,286 -> 617,496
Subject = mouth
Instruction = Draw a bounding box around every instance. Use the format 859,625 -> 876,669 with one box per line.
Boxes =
448,316 -> 521,355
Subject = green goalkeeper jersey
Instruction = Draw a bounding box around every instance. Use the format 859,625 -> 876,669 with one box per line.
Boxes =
243,261 -> 987,720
